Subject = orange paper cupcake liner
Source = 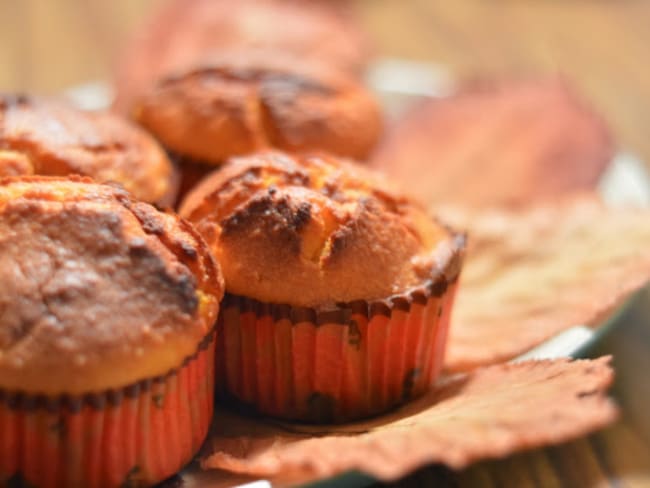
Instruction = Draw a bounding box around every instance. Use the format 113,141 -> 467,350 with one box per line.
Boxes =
217,279 -> 459,423
0,331 -> 216,488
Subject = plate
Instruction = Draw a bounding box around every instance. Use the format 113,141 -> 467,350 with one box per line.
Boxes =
64,59 -> 650,487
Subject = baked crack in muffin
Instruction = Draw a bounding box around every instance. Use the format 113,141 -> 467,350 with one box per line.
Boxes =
130,51 -> 382,200
181,152 -> 465,422
0,176 -> 223,487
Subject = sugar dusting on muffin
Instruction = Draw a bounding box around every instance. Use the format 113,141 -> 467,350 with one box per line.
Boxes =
181,151 -> 463,307
0,176 -> 222,395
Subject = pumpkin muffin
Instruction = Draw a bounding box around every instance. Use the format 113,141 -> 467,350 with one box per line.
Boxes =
0,94 -> 177,206
180,152 -> 465,422
131,51 -> 382,200
113,0 -> 371,112
0,176 -> 223,487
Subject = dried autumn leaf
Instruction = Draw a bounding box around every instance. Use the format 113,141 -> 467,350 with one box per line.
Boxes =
444,196 -> 650,371
201,357 -> 616,483
371,78 -> 613,207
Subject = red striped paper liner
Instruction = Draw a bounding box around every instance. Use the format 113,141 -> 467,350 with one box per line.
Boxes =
0,331 -> 215,488
217,279 -> 459,423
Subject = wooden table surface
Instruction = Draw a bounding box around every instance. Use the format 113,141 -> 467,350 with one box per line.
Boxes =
2,1 -> 650,487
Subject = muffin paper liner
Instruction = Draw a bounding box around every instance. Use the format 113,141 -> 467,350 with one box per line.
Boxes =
217,278 -> 459,423
0,330 -> 216,488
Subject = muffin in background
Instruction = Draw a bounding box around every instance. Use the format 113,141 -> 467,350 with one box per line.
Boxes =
181,151 -> 465,422
0,176 -> 223,488
131,50 -> 382,199
0,94 -> 178,207
113,0 -> 372,112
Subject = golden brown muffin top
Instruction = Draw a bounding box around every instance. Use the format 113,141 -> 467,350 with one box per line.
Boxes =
180,152 -> 463,307
132,51 -> 382,164
0,176 -> 223,395
113,0 -> 371,111
0,94 -> 177,206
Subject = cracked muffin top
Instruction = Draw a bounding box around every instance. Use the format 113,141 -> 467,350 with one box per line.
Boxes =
0,94 -> 177,206
180,152 -> 464,307
131,50 -> 382,164
0,176 -> 223,395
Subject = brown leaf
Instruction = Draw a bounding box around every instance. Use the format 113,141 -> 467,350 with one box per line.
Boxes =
444,196 -> 650,371
201,357 -> 616,483
371,78 -> 613,208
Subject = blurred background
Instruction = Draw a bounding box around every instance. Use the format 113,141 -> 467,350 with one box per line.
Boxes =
3,2 -> 650,486
2,1 -> 650,163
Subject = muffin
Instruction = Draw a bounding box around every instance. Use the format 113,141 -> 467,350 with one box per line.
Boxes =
0,94 -> 178,207
0,176 -> 223,487
131,51 -> 382,199
180,152 -> 465,422
113,0 -> 371,112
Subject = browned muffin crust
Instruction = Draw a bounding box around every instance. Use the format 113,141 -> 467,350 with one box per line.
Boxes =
180,152 -> 464,307
0,176 -> 223,395
0,94 -> 177,206
113,0 -> 371,112
132,51 -> 382,165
